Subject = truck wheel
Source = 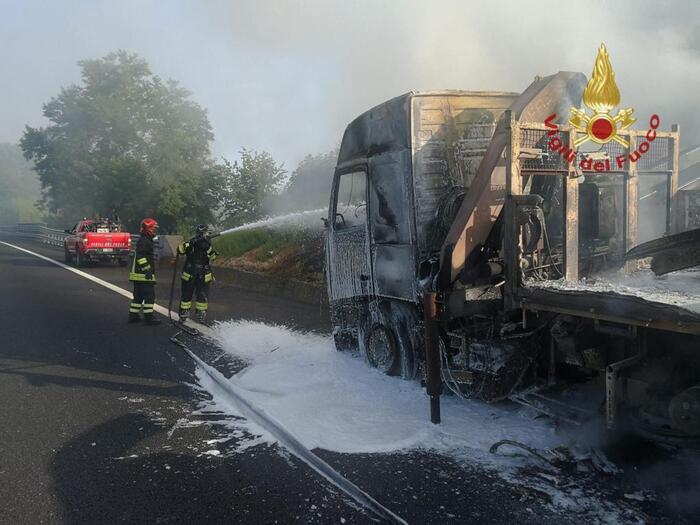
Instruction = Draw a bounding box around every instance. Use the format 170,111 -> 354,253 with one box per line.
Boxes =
64,246 -> 73,264
366,324 -> 400,376
75,246 -> 83,267
118,258 -> 127,267
330,301 -> 367,354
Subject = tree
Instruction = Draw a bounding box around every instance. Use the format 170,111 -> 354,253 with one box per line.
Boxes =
275,149 -> 337,213
0,143 -> 42,223
20,51 -> 217,233
217,148 -> 286,227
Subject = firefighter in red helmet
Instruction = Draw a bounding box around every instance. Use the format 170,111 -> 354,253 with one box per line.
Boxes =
128,218 -> 161,325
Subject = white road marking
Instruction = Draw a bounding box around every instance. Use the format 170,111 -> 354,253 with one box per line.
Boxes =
1,239 -> 408,524
174,336 -> 409,525
0,240 -> 214,337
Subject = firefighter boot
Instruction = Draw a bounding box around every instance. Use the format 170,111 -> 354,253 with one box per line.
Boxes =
144,313 -> 162,325
128,313 -> 141,323
195,309 -> 207,324
179,309 -> 189,324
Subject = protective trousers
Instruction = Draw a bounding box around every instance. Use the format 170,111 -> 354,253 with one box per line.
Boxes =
130,281 -> 155,315
180,276 -> 209,314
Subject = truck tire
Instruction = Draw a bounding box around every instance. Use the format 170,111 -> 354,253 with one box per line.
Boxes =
75,246 -> 84,267
386,301 -> 420,380
64,246 -> 73,264
366,324 -> 400,376
118,258 -> 127,267
332,299 -> 419,379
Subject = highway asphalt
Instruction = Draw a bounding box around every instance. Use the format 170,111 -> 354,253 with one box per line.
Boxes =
1,238 -> 697,524
0,240 -> 373,524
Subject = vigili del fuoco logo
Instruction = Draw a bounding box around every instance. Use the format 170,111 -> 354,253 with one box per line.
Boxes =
544,43 -> 660,171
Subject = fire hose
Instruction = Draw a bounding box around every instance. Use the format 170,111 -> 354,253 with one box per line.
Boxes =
167,252 -> 181,326
166,255 -> 407,522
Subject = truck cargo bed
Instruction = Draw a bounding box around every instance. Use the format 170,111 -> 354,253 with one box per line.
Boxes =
522,270 -> 700,335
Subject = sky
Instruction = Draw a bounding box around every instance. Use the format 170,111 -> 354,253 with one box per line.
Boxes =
1,0 -> 699,170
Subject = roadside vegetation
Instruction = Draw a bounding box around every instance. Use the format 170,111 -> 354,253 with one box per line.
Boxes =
8,49 -> 335,281
0,144 -> 42,224
212,227 -> 324,284
214,228 -> 299,261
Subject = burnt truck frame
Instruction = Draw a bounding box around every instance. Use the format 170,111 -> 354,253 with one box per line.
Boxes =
325,72 -> 700,440
327,89 -> 518,379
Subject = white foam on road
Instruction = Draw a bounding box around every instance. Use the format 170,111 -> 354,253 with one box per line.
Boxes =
209,321 -> 640,523
2,239 -> 545,463
2,240 -> 634,522
211,320 -> 562,460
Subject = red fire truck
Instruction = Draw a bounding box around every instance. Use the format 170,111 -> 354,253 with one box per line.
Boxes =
64,218 -> 131,267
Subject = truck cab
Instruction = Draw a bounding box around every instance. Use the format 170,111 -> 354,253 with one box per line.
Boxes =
326,90 -> 517,378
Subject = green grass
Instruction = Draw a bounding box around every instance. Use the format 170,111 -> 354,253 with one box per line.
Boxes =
212,227 -> 311,262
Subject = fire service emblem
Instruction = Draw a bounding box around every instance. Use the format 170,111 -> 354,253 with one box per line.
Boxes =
569,43 -> 635,148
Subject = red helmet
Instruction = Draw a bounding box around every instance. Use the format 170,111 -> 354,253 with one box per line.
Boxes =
140,218 -> 159,237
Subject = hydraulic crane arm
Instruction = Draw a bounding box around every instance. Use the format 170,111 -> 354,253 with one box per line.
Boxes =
440,71 -> 586,284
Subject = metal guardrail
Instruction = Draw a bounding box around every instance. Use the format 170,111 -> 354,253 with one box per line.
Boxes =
0,223 -> 68,247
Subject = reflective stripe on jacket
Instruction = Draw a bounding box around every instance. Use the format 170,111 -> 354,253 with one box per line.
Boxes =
129,235 -> 156,282
177,236 -> 218,282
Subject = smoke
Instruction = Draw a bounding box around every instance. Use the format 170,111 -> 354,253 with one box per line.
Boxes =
196,0 -> 700,162
1,0 -> 699,171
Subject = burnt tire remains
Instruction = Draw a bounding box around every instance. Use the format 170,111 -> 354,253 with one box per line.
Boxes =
366,324 -> 400,376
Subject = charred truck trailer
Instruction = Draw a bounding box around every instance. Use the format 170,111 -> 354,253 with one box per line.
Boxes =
324,71 -> 700,441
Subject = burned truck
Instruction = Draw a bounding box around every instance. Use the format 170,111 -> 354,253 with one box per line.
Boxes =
324,70 -> 700,441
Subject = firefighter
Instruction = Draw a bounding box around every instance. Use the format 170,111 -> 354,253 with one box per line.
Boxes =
128,218 -> 162,325
177,224 -> 218,324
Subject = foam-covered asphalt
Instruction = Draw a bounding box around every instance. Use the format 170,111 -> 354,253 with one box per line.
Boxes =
1,238 -> 696,525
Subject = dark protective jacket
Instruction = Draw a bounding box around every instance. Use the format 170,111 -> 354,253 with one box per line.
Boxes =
129,234 -> 156,282
177,236 -> 218,283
